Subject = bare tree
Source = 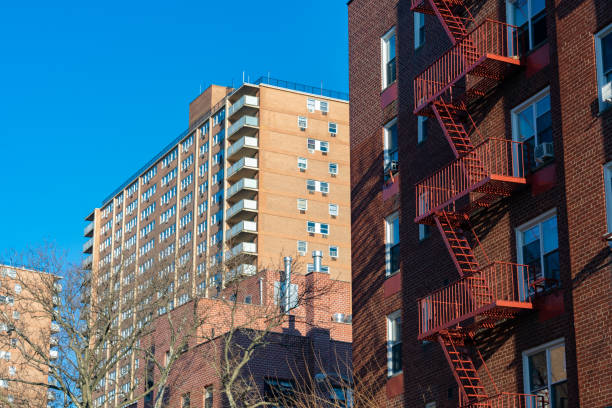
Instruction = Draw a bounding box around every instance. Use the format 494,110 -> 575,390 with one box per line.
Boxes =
0,244 -> 208,408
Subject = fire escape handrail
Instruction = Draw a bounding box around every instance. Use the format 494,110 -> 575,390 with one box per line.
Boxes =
414,19 -> 520,111
415,138 -> 525,219
460,392 -> 547,408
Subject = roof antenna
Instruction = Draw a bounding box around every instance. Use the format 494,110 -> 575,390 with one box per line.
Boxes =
242,71 -> 245,84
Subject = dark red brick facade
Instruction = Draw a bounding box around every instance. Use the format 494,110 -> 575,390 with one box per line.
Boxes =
349,0 -> 611,407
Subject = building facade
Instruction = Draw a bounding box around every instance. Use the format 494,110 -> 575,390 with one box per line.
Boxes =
349,0 -> 611,407
84,79 -> 352,407
0,265 -> 56,406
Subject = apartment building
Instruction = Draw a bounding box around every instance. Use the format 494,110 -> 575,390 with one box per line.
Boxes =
84,78 -> 352,407
349,0 -> 611,407
0,265 -> 57,406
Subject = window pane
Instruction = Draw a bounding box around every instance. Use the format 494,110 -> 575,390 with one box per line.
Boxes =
388,34 -> 396,61
523,224 -> 540,245
552,382 -> 569,408
531,0 -> 546,17
528,351 -> 548,391
518,105 -> 535,142
392,217 -> 400,244
603,33 -> 612,73
513,0 -> 528,27
532,11 -> 547,47
550,345 -> 566,383
542,216 -> 558,254
544,251 -> 560,281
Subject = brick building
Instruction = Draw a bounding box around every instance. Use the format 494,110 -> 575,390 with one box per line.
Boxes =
84,79 -> 353,407
349,0 -> 611,406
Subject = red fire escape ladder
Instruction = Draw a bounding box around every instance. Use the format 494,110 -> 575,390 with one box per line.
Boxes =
435,211 -> 480,277
439,332 -> 488,404
428,0 -> 472,43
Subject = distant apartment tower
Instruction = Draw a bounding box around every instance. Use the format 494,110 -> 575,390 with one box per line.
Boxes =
0,265 -> 57,406
83,78 -> 352,406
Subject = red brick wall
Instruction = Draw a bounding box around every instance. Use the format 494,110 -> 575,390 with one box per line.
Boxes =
350,0 -> 612,406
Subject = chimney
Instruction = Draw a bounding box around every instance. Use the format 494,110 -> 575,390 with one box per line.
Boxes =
284,256 -> 292,313
312,250 -> 323,272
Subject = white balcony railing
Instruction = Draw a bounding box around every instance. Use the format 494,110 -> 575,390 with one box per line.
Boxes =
228,136 -> 258,158
226,199 -> 258,220
228,242 -> 257,259
228,115 -> 258,138
228,95 -> 259,117
82,238 -> 93,253
227,221 -> 257,240
84,222 -> 94,237
227,157 -> 258,179
82,255 -> 93,269
227,178 -> 258,200
227,264 -> 258,281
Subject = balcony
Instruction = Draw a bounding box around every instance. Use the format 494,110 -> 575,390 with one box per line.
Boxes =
228,242 -> 257,260
84,222 -> 94,237
415,138 -> 526,224
462,392 -> 546,408
82,238 -> 93,254
227,157 -> 258,182
226,220 -> 258,242
417,262 -> 533,341
228,115 -> 258,141
82,255 -> 93,269
228,82 -> 259,103
414,20 -> 521,114
227,178 -> 258,203
228,95 -> 259,119
228,136 -> 258,161
227,264 -> 257,281
226,199 -> 257,224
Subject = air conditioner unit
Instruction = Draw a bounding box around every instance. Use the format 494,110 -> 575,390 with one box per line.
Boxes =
602,82 -> 612,104
534,142 -> 554,163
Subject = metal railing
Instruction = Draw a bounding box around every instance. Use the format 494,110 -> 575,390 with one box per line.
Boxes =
414,19 -> 520,110
82,238 -> 93,253
228,136 -> 258,158
418,261 -> 530,337
253,76 -> 349,101
227,178 -> 258,200
229,242 -> 257,258
228,115 -> 258,137
227,220 -> 258,240
415,138 -> 525,219
84,222 -> 94,237
229,95 -> 259,117
463,392 -> 547,408
226,199 -> 258,220
227,157 -> 258,179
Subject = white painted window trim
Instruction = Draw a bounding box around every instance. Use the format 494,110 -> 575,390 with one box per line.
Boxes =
595,23 -> 612,112
386,310 -> 402,377
381,27 -> 396,89
506,0 -> 544,51
521,338 -> 566,399
385,212 -> 400,276
414,12 -> 425,49
383,118 -> 398,169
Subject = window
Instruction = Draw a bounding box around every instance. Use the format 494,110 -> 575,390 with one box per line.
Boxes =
381,27 -> 397,88
328,122 -> 337,135
297,241 -> 307,256
507,0 -> 547,53
306,179 -> 329,194
419,224 -> 430,241
329,246 -> 338,258
511,88 -> 552,170
307,98 -> 329,113
383,119 -> 398,172
328,204 -> 338,217
297,157 -> 308,171
307,221 -> 329,236
414,12 -> 425,49
387,311 -> 402,376
522,339 -> 567,407
13,284 -> 21,294
297,198 -> 308,212
595,24 -> 612,111
329,163 -> 338,176
204,386 -> 213,408
417,116 -> 428,144
605,162 -> 612,235
307,138 -> 329,153
298,116 -> 308,129
516,210 -> 559,293
385,212 -> 400,276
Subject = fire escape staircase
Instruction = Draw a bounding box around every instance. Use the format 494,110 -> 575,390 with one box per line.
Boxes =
411,0 -> 547,406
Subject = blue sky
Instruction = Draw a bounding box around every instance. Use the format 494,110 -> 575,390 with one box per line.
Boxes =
0,0 -> 349,264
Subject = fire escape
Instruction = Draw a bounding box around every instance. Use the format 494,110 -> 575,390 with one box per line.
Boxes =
410,0 -> 546,406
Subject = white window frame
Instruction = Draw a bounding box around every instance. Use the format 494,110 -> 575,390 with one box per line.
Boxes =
381,27 -> 396,89
511,87 -> 551,173
328,204 -> 338,217
515,208 -> 558,295
297,241 -> 307,256
387,310 -> 402,377
417,116 -> 427,144
297,198 -> 308,212
385,212 -> 400,276
414,12 -> 425,49
298,116 -> 308,130
522,338 -> 566,406
506,0 -> 547,51
595,23 -> 612,112
307,98 -> 316,113
383,118 -> 398,170
329,163 -> 338,176
297,157 -> 308,171
329,122 -> 337,135
604,162 -> 612,235
329,246 -> 339,258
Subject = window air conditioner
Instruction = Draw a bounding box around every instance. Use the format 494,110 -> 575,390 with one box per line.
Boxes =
602,82 -> 612,104
385,160 -> 399,174
534,142 -> 554,163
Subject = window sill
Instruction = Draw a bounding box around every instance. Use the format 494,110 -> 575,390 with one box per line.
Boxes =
381,81 -> 397,94
387,371 -> 403,379
386,270 -> 400,279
